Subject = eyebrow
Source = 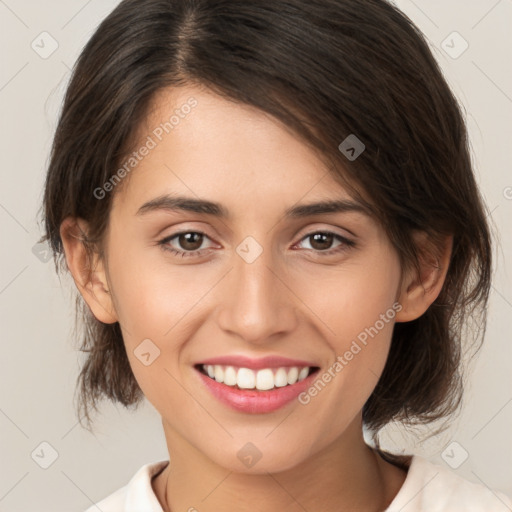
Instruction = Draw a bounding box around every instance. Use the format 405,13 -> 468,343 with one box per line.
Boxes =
136,194 -> 373,219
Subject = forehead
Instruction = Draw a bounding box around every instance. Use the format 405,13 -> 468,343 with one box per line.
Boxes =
111,84 -> 366,218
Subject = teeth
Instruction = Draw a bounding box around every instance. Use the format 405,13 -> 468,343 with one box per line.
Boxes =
256,369 -> 274,391
202,365 -> 312,390
287,367 -> 298,384
298,367 -> 309,381
237,367 -> 255,389
274,368 -> 288,387
214,365 -> 224,382
223,366 -> 237,386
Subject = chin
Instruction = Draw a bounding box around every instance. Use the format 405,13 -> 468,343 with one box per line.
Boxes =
204,438 -> 313,475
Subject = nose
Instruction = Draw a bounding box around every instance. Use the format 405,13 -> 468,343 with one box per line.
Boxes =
215,241 -> 298,344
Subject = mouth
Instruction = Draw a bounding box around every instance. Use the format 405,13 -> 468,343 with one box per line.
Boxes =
194,363 -> 320,392
193,354 -> 322,413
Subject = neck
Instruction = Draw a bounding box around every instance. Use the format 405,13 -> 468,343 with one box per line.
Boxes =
153,417 -> 407,512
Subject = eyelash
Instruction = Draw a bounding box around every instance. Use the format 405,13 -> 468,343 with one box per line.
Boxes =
158,230 -> 356,259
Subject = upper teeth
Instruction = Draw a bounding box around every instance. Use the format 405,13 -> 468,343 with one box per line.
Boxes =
203,365 -> 310,390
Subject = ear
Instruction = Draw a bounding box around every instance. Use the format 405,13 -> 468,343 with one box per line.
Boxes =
395,231 -> 453,323
59,216 -> 118,324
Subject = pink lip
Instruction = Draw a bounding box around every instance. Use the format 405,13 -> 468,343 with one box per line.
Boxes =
195,355 -> 316,370
195,367 -> 319,414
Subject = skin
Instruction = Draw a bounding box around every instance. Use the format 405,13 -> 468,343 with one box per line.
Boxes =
60,84 -> 452,512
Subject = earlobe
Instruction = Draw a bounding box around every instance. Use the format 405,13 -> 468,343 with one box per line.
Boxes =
59,216 -> 118,324
395,232 -> 453,323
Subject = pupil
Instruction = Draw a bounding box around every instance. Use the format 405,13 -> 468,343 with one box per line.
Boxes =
180,232 -> 202,250
311,233 -> 332,250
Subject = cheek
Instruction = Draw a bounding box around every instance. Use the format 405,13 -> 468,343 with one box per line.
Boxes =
107,241 -> 210,342
106,260 -> 200,409
292,243 -> 401,346
292,246 -> 401,414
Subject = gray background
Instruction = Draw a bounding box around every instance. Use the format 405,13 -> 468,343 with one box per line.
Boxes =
0,0 -> 511,510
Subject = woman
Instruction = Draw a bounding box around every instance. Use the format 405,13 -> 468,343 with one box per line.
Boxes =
39,0 -> 511,510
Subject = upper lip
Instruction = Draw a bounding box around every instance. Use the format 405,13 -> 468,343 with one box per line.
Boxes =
195,355 -> 318,370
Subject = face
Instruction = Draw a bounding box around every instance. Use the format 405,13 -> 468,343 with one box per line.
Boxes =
89,84 -> 406,472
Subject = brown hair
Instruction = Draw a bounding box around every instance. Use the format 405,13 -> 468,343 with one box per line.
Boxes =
39,0 -> 492,467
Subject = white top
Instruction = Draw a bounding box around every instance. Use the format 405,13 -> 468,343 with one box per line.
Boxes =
84,455 -> 512,512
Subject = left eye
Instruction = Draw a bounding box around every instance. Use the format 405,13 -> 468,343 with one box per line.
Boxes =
159,231 -> 213,257
159,230 -> 354,258
295,231 -> 349,252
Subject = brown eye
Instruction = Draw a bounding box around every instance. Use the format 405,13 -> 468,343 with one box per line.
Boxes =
308,232 -> 335,251
159,231 -> 214,258
295,231 -> 355,255
177,232 -> 204,251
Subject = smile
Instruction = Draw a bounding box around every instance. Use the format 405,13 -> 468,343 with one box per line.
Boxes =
194,363 -> 321,414
199,364 -> 315,391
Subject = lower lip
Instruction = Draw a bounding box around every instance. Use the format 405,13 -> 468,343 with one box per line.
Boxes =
195,367 -> 318,414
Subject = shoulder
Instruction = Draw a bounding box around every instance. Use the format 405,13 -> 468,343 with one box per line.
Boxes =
386,454 -> 512,512
84,485 -> 128,512
83,459 -> 169,512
